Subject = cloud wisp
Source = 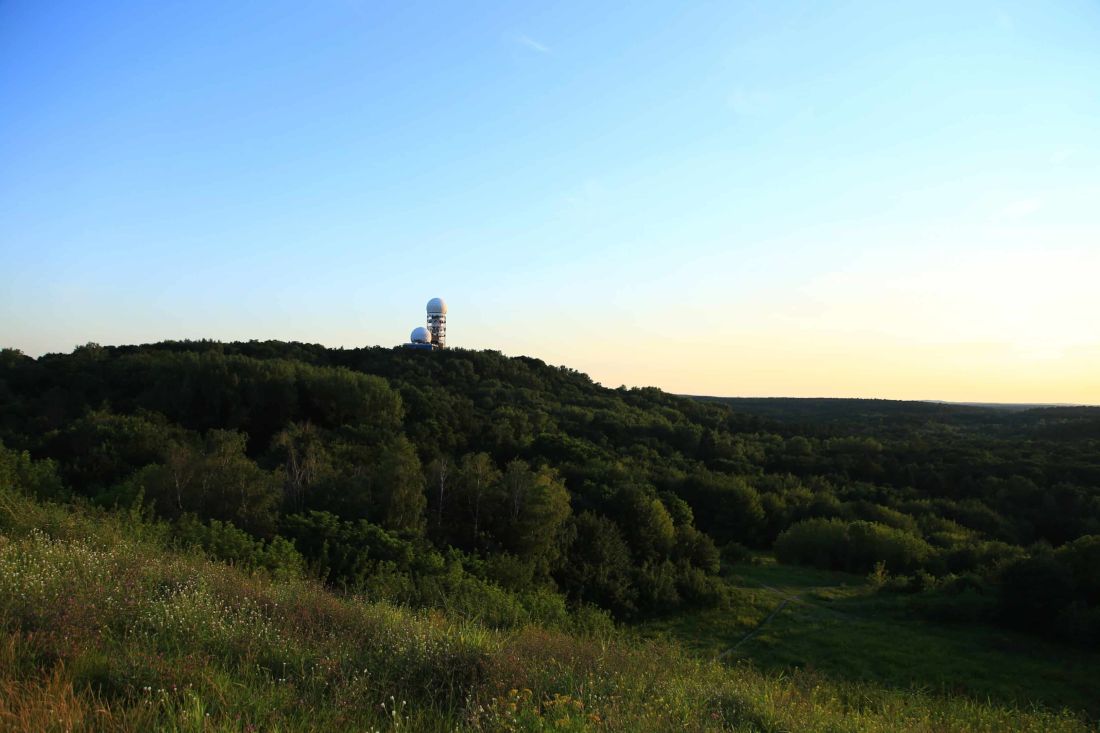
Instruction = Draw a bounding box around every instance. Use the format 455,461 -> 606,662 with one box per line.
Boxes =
514,34 -> 551,54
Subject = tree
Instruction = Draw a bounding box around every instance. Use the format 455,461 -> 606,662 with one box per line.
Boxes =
677,472 -> 765,546
495,460 -> 572,574
135,430 -> 281,536
1056,535 -> 1100,606
774,518 -> 933,574
998,552 -> 1075,629
280,510 -> 416,589
0,441 -> 65,500
454,452 -> 500,548
425,456 -> 452,534
674,524 -> 720,574
270,422 -> 332,512
45,409 -> 176,495
615,486 -> 676,562
559,512 -> 638,616
375,436 -> 426,534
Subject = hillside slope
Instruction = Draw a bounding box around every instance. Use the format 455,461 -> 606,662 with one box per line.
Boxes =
0,485 -> 1090,732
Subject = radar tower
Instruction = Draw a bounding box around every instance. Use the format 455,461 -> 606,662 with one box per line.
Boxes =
426,297 -> 447,348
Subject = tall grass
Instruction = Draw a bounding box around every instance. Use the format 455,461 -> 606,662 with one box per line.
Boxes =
0,488 -> 1092,731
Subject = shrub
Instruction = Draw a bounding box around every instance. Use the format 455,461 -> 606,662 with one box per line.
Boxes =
0,442 -> 66,500
173,514 -> 304,580
997,553 -> 1075,629
280,510 -> 418,587
775,518 -> 934,574
1055,535 -> 1100,605
720,541 -> 750,566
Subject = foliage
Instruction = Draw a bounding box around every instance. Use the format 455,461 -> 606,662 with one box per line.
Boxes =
172,514 -> 304,580
774,517 -> 934,574
1,340 -> 1099,640
0,486 -> 1092,732
0,442 -> 65,501
996,536 -> 1100,644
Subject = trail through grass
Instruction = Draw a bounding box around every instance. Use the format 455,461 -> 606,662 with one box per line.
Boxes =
1,490 -> 1095,731
639,557 -> 1100,718
717,599 -> 791,660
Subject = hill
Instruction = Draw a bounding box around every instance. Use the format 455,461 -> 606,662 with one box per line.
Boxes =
1,340 -> 1099,728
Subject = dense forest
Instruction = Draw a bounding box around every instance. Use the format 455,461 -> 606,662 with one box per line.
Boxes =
2,340 -> 1099,645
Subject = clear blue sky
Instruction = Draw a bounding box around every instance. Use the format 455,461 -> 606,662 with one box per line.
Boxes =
2,1 -> 1098,401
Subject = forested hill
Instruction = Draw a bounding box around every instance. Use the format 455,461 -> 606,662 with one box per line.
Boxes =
2,340 -> 1099,642
693,395 -> 1100,439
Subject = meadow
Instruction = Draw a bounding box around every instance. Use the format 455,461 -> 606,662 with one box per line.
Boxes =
639,558 -> 1100,716
1,486 -> 1094,732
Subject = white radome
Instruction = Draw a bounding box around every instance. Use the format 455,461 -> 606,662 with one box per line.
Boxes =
426,297 -> 447,315
410,326 -> 432,343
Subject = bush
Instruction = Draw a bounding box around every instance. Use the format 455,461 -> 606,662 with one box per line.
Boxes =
674,524 -> 721,573
774,518 -> 848,570
280,510 -> 419,588
1055,535 -> 1100,606
939,540 -> 1026,575
0,442 -> 66,500
676,472 -> 765,546
775,518 -> 934,574
173,514 -> 304,580
847,521 -> 933,574
997,553 -> 1075,629
993,538 -> 1100,646
720,541 -> 750,566
569,603 -> 615,637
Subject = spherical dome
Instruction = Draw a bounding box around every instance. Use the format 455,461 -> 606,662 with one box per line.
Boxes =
426,297 -> 447,315
410,326 -> 431,343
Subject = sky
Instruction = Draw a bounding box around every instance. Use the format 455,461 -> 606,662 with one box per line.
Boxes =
2,1 -> 1099,403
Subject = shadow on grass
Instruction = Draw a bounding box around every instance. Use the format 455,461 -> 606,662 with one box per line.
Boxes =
637,558 -> 1100,718
726,581 -> 1100,718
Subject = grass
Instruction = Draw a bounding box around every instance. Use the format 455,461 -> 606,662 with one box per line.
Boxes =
638,556 -> 1100,718
0,489 -> 1096,731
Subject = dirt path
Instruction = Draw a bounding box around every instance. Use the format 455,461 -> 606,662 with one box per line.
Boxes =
717,597 -> 792,661
759,584 -> 854,622
716,584 -> 855,661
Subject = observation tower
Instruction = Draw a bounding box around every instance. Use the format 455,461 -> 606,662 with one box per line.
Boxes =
404,298 -> 448,350
426,297 -> 447,348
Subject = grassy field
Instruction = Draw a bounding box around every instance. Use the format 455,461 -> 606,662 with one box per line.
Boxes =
1,489 -> 1097,731
637,557 -> 1100,718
